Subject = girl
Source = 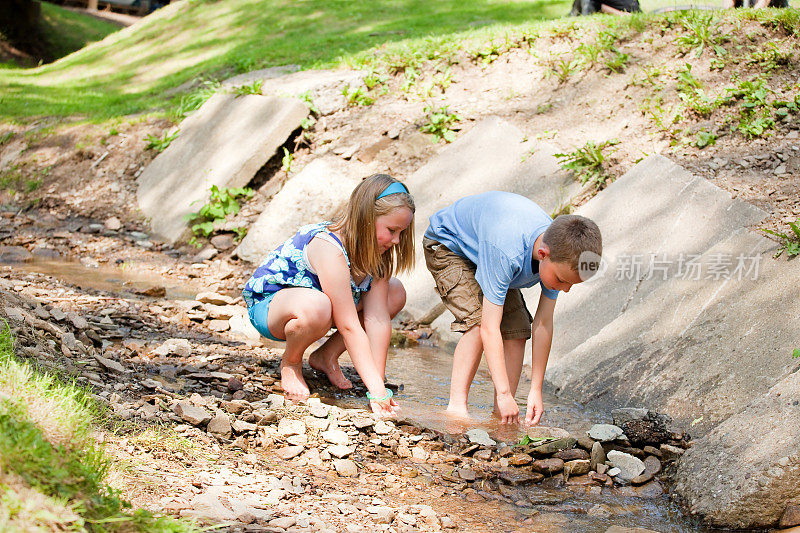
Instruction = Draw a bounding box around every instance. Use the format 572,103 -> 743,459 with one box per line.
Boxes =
242,174 -> 415,416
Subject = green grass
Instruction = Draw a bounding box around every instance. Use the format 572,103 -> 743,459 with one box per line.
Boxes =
0,324 -> 197,532
40,2 -> 122,61
0,0 -> 572,120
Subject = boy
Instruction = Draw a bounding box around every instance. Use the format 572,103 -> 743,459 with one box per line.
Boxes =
423,191 -> 602,425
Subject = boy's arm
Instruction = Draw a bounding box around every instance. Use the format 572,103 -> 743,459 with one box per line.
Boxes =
480,298 -> 520,424
526,293 -> 556,425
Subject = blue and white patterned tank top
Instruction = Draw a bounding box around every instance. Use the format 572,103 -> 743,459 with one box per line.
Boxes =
242,222 -> 372,308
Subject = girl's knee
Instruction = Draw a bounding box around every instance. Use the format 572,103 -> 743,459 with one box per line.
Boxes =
388,278 -> 407,316
295,293 -> 333,331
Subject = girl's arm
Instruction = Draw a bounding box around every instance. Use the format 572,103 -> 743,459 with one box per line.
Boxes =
360,276 -> 391,379
307,239 -> 393,412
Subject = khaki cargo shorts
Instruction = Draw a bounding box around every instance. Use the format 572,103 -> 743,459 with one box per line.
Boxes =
423,237 -> 532,340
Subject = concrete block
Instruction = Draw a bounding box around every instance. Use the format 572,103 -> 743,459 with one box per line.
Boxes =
137,94 -> 308,243
235,156 -> 364,264
539,155 -> 767,360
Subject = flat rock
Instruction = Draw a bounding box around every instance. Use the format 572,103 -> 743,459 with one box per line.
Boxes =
643,455 -> 662,476
175,402 -> 212,426
606,451 -> 645,481
196,291 -> 236,305
531,438 -> 577,456
152,338 -> 192,357
0,246 -> 32,263
532,458 -> 564,475
137,94 -> 308,243
236,156 -> 363,263
327,444 -> 354,459
499,469 -> 544,486
276,446 -> 304,460
277,418 -> 305,436
333,459 -> 358,477
207,414 -> 232,437
554,448 -> 589,461
373,420 -> 394,435
465,428 -> 495,447
322,429 -> 349,446
588,424 -> 624,442
564,459 -> 591,477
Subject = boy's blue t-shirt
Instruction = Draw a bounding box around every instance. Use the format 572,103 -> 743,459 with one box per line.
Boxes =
424,191 -> 559,305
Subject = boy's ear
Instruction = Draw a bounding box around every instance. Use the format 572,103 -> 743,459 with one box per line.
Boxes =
537,243 -> 551,260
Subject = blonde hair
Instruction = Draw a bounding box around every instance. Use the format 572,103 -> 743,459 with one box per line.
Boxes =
329,174 -> 415,280
542,215 -> 602,271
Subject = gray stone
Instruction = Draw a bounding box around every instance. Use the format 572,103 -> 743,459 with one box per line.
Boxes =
465,428 -> 495,447
643,455 -> 662,476
660,444 -> 684,462
675,369 -> 800,529
0,246 -> 32,263
94,354 -> 127,373
588,424 -> 624,442
604,527 -> 661,533
398,117 -> 580,325
175,402 -> 212,426
606,451 -> 645,481
236,156 -> 364,263
207,414 -> 232,437
611,407 -> 649,427
137,94 -> 308,243
590,441 -> 606,471
333,459 -> 358,477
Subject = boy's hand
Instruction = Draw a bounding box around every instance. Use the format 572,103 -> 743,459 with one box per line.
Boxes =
496,392 -> 520,424
525,389 -> 544,426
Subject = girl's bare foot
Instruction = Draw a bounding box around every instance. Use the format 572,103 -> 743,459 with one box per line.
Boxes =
445,405 -> 472,420
280,363 -> 310,398
309,349 -> 353,389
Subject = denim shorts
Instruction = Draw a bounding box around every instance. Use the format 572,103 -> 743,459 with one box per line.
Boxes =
246,292 -> 285,342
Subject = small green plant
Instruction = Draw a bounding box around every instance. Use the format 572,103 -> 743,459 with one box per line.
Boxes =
748,41 -> 792,72
172,80 -> 220,120
363,69 -> 389,90
298,91 -> 320,115
281,147 -> 294,173
185,185 -> 254,237
576,42 -> 602,66
0,131 -> 15,145
726,77 -> 775,138
555,139 -> 619,189
793,348 -> 800,359
675,10 -> 727,57
420,104 -> 461,143
341,84 -> 373,106
761,218 -> 800,258
604,49 -> 630,73
230,80 -> 263,96
470,40 -> 505,65
695,131 -> 717,148
550,58 -> 581,84
144,130 -> 179,152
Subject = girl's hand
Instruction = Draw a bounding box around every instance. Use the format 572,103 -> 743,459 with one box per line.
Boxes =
370,397 -> 398,418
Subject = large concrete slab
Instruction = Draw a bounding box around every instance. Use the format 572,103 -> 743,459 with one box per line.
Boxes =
545,228 -> 800,432
235,156 -> 365,264
534,155 -> 767,361
137,94 -> 308,243
399,117 -> 580,322
674,367 -> 800,529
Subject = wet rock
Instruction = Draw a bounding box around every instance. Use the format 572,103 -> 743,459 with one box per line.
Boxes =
590,441 -> 606,471
175,402 -> 212,426
643,445 -> 662,457
614,409 -> 675,447
207,414 -> 232,437
531,438 -> 576,456
604,527 -> 662,533
508,453 -> 533,466
0,246 -> 33,263
606,450 -> 645,481
152,338 -> 192,357
617,480 -> 664,499
659,444 -> 684,462
499,469 -> 544,486
630,471 -> 654,485
588,424 -> 624,442
466,428 -> 495,446
610,407 -> 648,427
588,504 -> 613,518
577,436 -> 596,450
554,448 -> 589,461
643,455 -> 662,476
135,285 -> 166,297
564,459 -> 591,477
278,418 -> 305,436
334,459 -> 358,477
276,446 -> 304,460
779,503 -> 800,528
526,426 -> 571,440
532,458 -> 564,475
94,354 -> 127,373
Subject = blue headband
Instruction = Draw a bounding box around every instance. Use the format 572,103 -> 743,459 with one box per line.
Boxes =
376,182 -> 408,200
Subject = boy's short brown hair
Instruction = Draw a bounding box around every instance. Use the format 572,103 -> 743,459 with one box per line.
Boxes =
542,215 -> 602,272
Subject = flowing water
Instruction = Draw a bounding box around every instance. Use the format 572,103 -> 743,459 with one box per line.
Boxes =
2,257 -> 713,532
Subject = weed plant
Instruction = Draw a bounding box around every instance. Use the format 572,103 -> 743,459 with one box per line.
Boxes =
555,139 -> 619,189
762,218 -> 800,258
230,80 -> 264,97
184,184 -> 254,238
420,104 -> 461,143
695,130 -> 718,148
144,130 -> 179,152
341,84 -> 374,106
172,80 -> 220,121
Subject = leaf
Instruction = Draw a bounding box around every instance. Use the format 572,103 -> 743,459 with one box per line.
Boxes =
443,130 -> 456,143
793,348 -> 800,359
788,220 -> 800,240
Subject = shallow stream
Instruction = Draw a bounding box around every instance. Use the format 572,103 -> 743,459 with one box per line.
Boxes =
2,257 -> 713,532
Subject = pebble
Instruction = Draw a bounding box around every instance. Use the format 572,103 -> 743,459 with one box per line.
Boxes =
278,418 -> 306,436
277,446 -> 304,460
606,451 -> 645,481
588,424 -> 625,442
322,429 -> 350,446
175,402 -> 212,426
465,428 -> 495,446
374,420 -> 394,435
590,441 -> 606,471
207,414 -> 232,437
334,459 -> 358,477
532,458 -> 564,475
327,444 -> 354,458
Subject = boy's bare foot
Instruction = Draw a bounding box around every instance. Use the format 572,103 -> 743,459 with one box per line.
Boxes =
309,349 -> 353,389
445,405 -> 472,420
280,363 -> 310,398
